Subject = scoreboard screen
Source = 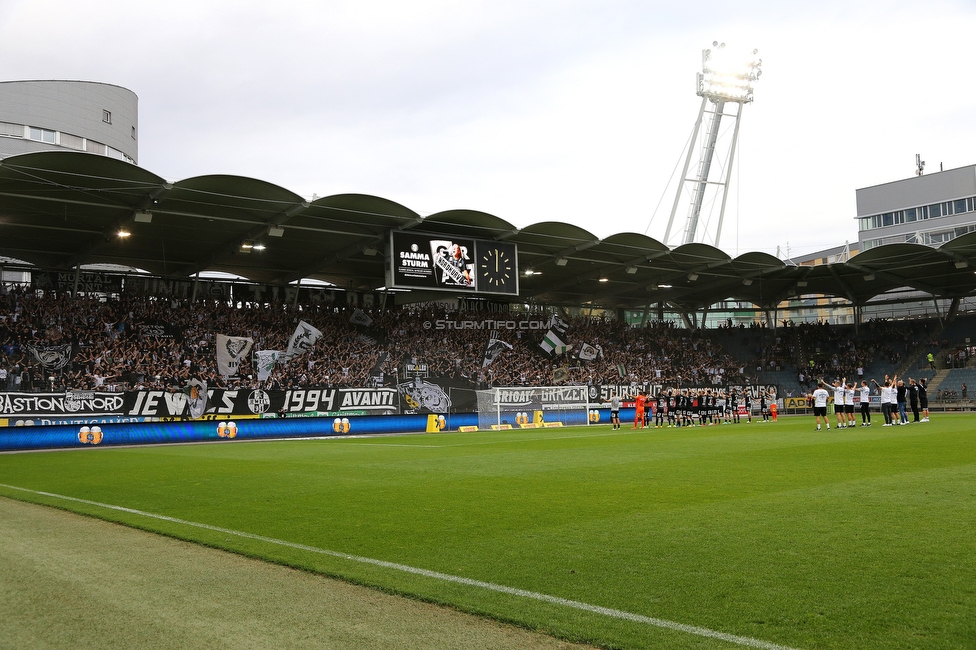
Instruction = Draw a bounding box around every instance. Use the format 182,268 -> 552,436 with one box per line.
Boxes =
389,232 -> 518,296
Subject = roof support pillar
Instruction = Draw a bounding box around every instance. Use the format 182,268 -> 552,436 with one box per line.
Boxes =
947,297 -> 960,323
933,298 -> 943,328
640,301 -> 651,327
191,272 -> 200,303
681,312 -> 696,330
71,266 -> 81,298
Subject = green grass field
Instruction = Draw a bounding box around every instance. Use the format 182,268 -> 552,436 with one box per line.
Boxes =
2,415 -> 974,649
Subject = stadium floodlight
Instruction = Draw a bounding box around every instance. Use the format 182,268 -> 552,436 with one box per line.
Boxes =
555,257 -> 568,266
697,43 -> 762,104
688,273 -> 699,281
663,42 -> 762,249
117,229 -> 131,238
598,277 -> 609,282
626,266 -> 638,274
864,273 -> 876,281
954,260 -> 968,269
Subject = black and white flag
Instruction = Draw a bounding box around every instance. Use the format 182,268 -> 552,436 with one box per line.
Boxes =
578,343 -> 599,361
216,335 -> 253,377
283,320 -> 322,362
24,343 -> 73,370
539,315 -> 570,357
349,308 -> 373,327
482,337 -> 513,368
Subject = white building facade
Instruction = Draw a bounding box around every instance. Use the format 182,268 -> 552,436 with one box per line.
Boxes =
0,80 -> 138,164
857,165 -> 976,251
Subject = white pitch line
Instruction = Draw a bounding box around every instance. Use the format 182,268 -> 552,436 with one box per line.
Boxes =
0,483 -> 800,650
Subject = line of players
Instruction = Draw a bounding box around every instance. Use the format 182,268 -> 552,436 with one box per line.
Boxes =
608,388 -> 776,430
809,375 -> 930,431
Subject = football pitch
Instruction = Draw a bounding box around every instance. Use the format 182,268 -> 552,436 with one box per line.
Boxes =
1,415 -> 974,649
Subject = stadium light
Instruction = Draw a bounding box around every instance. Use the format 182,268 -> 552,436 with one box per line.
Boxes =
555,257 -> 568,266
117,229 -> 131,238
665,41 -> 762,250
626,266 -> 638,274
598,277 -> 609,282
697,42 -> 762,104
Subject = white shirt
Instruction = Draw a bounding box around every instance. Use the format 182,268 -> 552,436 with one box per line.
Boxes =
845,388 -> 855,406
859,386 -> 871,403
813,388 -> 829,407
833,385 -> 845,404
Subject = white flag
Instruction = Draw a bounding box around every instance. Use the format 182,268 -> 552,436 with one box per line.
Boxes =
254,350 -> 281,381
283,320 -> 322,362
349,308 -> 373,327
579,343 -> 599,361
216,334 -> 253,377
185,379 -> 208,419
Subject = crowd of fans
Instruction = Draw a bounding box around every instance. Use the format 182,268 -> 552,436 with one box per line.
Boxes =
0,287 -> 972,398
0,289 -> 748,392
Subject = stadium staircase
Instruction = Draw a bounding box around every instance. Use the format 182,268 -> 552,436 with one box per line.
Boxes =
924,369 -> 952,393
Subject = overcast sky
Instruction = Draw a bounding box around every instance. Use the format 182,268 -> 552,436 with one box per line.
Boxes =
3,0 -> 975,259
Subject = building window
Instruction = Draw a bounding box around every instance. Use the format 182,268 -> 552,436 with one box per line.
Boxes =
102,110 -> 112,124
85,139 -> 106,155
28,127 -> 56,143
60,133 -> 84,150
131,126 -> 136,140
953,199 -> 967,215
0,121 -> 24,137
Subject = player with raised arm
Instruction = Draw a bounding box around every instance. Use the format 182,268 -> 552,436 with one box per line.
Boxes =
845,382 -> 856,427
859,380 -> 872,426
831,378 -> 847,428
813,381 -> 830,430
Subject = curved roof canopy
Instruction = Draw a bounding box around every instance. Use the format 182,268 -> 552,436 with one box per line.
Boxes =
2,151 -> 975,310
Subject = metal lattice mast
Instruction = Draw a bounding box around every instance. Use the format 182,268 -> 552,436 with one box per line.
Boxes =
663,43 -> 761,247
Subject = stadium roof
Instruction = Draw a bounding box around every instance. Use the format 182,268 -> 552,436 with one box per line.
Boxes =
2,150 -> 976,311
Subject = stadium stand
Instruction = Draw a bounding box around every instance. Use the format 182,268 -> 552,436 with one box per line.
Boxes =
3,285 -> 976,399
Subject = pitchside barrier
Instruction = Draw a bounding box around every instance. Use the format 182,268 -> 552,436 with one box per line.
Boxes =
0,412 -> 481,453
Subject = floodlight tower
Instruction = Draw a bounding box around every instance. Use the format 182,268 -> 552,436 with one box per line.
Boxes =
663,42 -> 762,247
